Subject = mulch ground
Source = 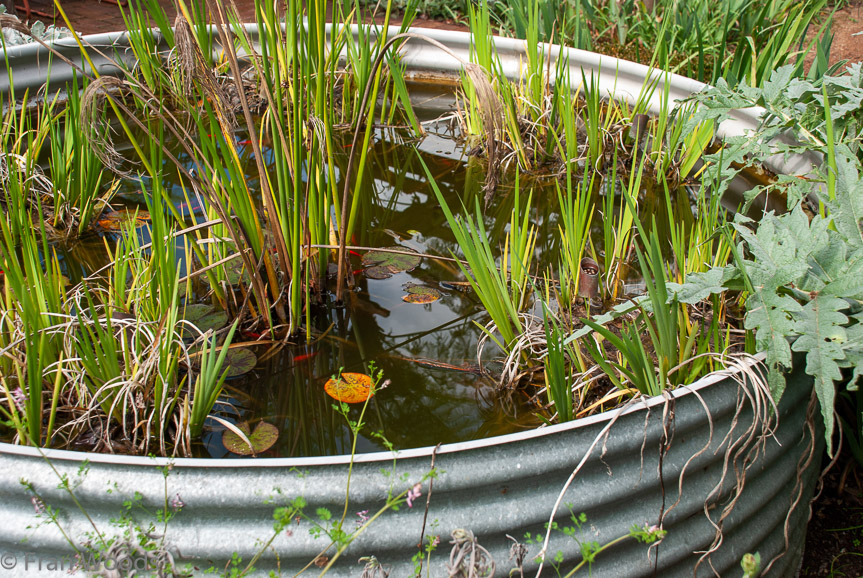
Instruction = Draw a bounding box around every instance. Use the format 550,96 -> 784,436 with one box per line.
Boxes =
801,449 -> 863,577
825,1 -> 863,68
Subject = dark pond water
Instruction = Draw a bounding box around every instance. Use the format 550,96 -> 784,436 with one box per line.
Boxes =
200,124 -> 550,457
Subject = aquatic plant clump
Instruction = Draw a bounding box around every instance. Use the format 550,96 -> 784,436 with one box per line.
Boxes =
0,0 -> 849,461
0,2 -> 739,456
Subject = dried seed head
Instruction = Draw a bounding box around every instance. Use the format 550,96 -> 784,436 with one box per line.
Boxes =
464,63 -> 503,199
80,76 -> 134,176
464,64 -> 503,134
171,14 -> 235,128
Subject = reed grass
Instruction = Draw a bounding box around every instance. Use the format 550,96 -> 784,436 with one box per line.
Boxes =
47,75 -> 115,237
421,157 -> 533,350
188,320 -> 239,438
495,0 -> 831,86
541,302 -> 573,422
0,180 -> 66,445
0,0 -> 765,453
555,167 -> 594,306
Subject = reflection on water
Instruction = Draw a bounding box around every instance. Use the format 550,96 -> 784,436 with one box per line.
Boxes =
202,124 -> 545,458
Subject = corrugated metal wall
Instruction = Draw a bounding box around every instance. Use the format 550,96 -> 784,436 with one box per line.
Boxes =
1,360 -> 819,576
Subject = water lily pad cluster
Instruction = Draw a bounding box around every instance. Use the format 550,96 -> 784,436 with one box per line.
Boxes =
180,304 -> 258,378
361,246 -> 421,279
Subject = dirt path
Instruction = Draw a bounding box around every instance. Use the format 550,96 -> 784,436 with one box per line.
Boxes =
13,0 -> 862,66
826,0 -> 863,66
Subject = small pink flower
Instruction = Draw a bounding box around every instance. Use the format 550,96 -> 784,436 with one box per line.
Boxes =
169,493 -> 185,510
356,509 -> 369,527
31,496 -> 45,515
406,483 -> 422,508
11,388 -> 27,412
285,530 -> 294,537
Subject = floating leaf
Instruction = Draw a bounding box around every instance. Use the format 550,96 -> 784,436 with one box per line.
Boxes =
96,209 -> 150,232
180,304 -> 228,338
361,246 -> 421,279
363,266 -> 392,280
404,293 -> 438,304
324,372 -> 374,404
222,421 -> 279,455
189,346 -> 257,377
402,284 -> 441,304
222,348 -> 258,378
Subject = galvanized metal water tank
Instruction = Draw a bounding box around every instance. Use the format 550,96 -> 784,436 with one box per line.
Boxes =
0,26 -> 822,577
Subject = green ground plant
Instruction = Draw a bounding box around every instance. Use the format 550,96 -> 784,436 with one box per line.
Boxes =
665,65 -> 863,454
493,0 -> 833,86
524,508 -> 666,577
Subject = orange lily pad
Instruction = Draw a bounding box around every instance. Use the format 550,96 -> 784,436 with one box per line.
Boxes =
324,372 -> 374,404
402,284 -> 441,304
404,293 -> 437,304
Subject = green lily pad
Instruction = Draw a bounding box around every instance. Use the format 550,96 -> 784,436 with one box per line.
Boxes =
363,266 -> 393,280
222,348 -> 258,378
180,304 -> 228,338
222,421 -> 279,456
361,246 -> 421,279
